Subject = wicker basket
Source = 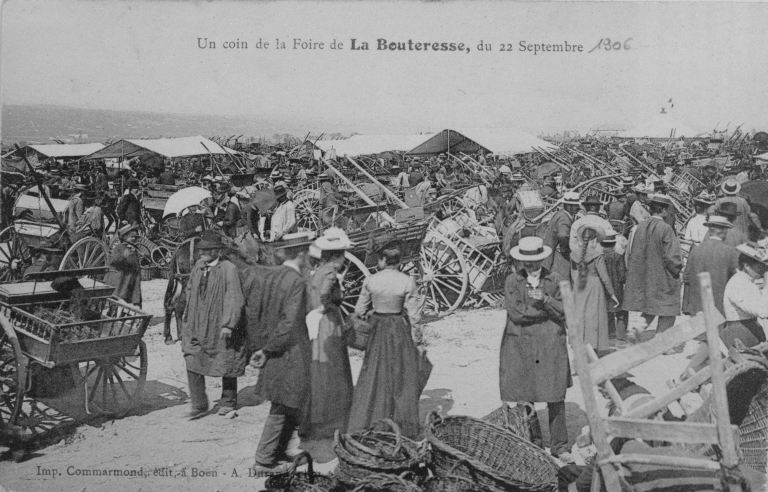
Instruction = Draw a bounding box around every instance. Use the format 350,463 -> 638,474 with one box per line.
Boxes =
264,452 -> 344,492
423,460 -> 486,492
677,357 -> 768,474
424,412 -> 558,492
348,472 -> 423,492
334,419 -> 423,484
482,403 -> 536,444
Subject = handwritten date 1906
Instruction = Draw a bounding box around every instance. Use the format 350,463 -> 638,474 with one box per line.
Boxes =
588,38 -> 633,53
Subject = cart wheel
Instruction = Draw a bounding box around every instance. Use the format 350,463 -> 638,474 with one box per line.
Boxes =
0,318 -> 26,432
59,237 -> 108,277
440,197 -> 466,219
420,232 -> 469,317
0,226 -> 31,282
339,253 -> 370,318
72,340 -> 147,417
295,193 -> 321,232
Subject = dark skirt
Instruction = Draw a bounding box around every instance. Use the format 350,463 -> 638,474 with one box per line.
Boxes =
721,319 -> 766,348
346,312 -> 421,439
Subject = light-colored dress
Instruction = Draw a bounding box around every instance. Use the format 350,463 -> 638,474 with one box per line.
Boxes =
571,246 -> 615,353
348,269 -> 423,438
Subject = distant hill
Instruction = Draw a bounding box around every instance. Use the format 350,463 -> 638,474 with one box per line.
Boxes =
0,104 -> 313,145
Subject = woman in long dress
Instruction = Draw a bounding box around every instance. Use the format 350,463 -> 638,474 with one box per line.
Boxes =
570,224 -> 618,356
347,237 -> 424,439
104,224 -> 142,307
304,228 -> 355,439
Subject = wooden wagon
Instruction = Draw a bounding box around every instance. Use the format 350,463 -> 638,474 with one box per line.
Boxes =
0,268 -> 151,442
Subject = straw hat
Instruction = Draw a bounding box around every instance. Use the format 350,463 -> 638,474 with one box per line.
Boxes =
721,178 -> 741,196
602,231 -> 619,244
703,215 -> 733,229
736,243 -> 768,266
313,227 -> 353,251
649,194 -> 675,209
562,191 -> 581,205
510,173 -> 525,182
510,236 -> 552,262
693,190 -> 716,205
620,176 -> 635,187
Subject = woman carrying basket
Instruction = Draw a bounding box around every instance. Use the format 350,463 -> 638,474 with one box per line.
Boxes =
501,236 -> 573,463
347,236 -> 424,439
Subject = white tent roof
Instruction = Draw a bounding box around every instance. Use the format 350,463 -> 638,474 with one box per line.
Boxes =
84,136 -> 237,160
316,134 -> 433,157
27,143 -> 105,158
618,112 -> 702,139
406,128 -> 557,156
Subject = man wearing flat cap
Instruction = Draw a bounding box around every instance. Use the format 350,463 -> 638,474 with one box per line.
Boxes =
624,194 -> 683,344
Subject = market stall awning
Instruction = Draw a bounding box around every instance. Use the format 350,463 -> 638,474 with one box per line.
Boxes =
316,134 -> 434,157
82,136 -> 238,160
406,128 -> 557,157
617,112 -> 702,139
26,143 -> 105,159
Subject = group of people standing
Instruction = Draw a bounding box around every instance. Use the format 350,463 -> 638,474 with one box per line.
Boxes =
175,227 -> 425,475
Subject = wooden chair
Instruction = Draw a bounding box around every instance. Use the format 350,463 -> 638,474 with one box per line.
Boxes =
561,272 -> 744,492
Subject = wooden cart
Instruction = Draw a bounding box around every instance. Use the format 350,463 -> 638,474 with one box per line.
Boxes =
0,269 -> 151,442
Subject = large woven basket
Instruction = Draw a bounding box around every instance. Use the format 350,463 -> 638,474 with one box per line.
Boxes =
334,419 -> 423,484
677,357 -> 768,474
264,452 -> 344,492
424,412 -> 559,492
349,472 -> 423,492
423,460 -> 487,492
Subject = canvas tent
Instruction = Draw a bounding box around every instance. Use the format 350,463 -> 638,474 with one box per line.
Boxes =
24,143 -> 105,160
618,111 -> 702,140
82,136 -> 238,160
316,134 -> 433,157
406,128 -> 557,157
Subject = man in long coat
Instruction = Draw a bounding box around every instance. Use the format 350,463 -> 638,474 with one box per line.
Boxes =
623,195 -> 682,337
249,244 -> 311,474
682,215 -> 739,317
542,191 -> 581,282
116,180 -> 142,226
501,237 -> 572,461
182,230 -> 247,418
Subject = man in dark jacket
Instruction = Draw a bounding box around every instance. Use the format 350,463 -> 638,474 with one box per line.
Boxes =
249,244 -> 311,475
682,215 -> 739,317
116,180 -> 142,226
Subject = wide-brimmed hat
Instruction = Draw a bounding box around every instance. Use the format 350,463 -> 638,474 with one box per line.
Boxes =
703,215 -> 733,229
649,194 -> 676,209
693,190 -> 716,205
197,230 -> 227,250
314,227 -> 353,251
721,178 -> 741,195
562,191 -> 581,205
735,243 -> 768,266
273,184 -> 287,197
510,236 -> 552,262
510,173 -> 525,182
621,176 -> 635,187
715,202 -> 741,218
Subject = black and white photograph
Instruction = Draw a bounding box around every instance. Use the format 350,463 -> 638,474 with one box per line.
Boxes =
1,1 -> 768,491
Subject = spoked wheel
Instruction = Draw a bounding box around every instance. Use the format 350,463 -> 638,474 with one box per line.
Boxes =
0,319 -> 26,434
439,196 -> 466,219
419,232 -> 469,317
71,340 -> 147,417
295,193 -> 321,233
339,253 -> 370,318
59,237 -> 108,279
0,226 -> 31,282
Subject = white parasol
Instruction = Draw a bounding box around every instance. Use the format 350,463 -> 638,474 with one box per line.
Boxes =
162,186 -> 212,218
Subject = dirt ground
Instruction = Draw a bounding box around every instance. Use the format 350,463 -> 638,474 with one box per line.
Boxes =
0,278 -> 700,492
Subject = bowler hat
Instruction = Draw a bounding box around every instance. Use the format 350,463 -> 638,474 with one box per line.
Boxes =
582,195 -> 602,207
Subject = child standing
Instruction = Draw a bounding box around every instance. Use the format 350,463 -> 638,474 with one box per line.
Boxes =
602,231 -> 628,347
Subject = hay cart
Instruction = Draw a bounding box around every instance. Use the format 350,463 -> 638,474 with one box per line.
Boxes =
0,268 -> 152,441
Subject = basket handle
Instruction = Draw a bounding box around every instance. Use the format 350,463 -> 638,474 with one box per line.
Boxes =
445,458 -> 476,483
286,451 -> 313,484
345,419 -> 402,459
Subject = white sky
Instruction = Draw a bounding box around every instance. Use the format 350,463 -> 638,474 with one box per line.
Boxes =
2,0 -> 767,135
